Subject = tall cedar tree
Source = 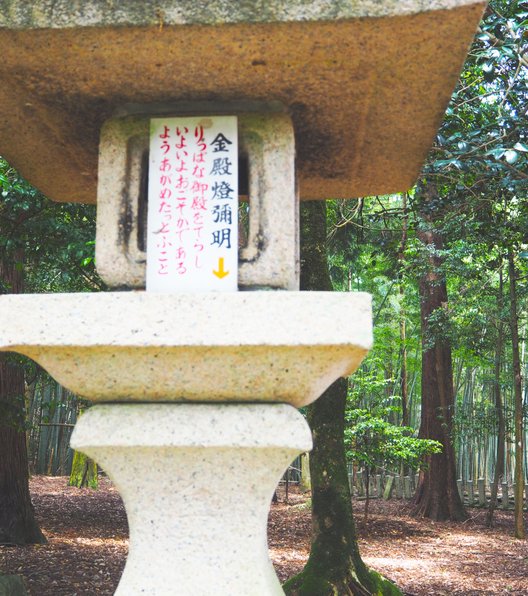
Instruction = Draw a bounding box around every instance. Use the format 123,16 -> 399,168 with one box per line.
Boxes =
0,159 -> 100,542
0,252 -> 46,545
413,181 -> 467,521
283,201 -> 400,596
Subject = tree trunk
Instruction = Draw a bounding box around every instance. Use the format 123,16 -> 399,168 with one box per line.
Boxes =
508,248 -> 524,539
399,193 -> 409,428
0,254 -> 46,545
487,267 -> 505,527
68,407 -> 98,489
283,201 -> 401,596
363,466 -> 371,525
413,182 -> 467,522
68,451 -> 98,489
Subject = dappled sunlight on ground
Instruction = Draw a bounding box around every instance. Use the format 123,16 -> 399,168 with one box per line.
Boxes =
364,556 -> 438,570
356,498 -> 528,595
1,478 -> 528,595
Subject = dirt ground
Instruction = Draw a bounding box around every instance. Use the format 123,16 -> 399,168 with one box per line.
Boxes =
1,476 -> 527,595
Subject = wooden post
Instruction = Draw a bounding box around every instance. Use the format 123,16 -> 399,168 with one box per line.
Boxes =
356,471 -> 364,497
375,474 -> 382,498
467,480 -> 474,506
403,476 -> 412,499
394,475 -> 403,499
502,483 -> 509,510
383,476 -> 394,500
478,478 -> 486,506
457,479 -> 464,502
369,474 -> 375,498
346,462 -> 353,494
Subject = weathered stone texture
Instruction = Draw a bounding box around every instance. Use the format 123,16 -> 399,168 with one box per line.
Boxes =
0,1 -> 485,203
71,403 -> 311,594
0,291 -> 372,405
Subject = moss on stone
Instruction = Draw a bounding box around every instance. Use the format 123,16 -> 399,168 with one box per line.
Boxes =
0,574 -> 27,595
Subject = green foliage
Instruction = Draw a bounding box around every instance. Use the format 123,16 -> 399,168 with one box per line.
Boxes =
325,2 -> 528,490
429,0 -> 528,193
345,409 -> 442,472
68,451 -> 98,490
0,156 -> 103,293
347,358 -> 400,410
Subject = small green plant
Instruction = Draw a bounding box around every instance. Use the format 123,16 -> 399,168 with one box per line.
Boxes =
345,409 -> 442,520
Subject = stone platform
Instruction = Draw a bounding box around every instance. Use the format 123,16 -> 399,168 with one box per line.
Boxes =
0,291 -> 371,406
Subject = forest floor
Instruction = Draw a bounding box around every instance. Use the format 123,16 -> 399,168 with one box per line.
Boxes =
1,476 -> 527,595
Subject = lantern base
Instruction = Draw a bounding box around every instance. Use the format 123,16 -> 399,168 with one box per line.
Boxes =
71,403 -> 312,596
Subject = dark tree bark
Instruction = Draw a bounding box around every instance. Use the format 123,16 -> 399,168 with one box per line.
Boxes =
0,255 -> 46,545
283,201 -> 401,596
413,182 -> 467,522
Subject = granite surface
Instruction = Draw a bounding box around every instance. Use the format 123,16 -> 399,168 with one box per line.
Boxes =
0,291 -> 372,405
0,1 -> 488,28
96,113 -> 299,290
72,402 -> 312,595
0,1 -> 485,203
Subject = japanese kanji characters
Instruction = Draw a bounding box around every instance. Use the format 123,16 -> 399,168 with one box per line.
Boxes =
147,117 -> 238,292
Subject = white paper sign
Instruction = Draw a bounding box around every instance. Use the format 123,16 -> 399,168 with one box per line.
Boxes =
146,116 -> 238,292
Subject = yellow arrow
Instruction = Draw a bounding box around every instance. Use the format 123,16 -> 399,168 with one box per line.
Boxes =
213,257 -> 229,279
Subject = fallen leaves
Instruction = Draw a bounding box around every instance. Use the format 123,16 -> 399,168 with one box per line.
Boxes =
1,478 -> 527,595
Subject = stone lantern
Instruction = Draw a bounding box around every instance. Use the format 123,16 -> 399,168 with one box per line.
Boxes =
0,2 -> 486,594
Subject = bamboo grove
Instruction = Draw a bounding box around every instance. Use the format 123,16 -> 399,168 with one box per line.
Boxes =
328,0 -> 528,534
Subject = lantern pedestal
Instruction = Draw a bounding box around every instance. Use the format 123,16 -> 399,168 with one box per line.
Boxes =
71,403 -> 312,596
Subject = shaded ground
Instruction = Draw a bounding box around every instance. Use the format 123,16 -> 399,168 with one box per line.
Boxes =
1,476 -> 527,595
